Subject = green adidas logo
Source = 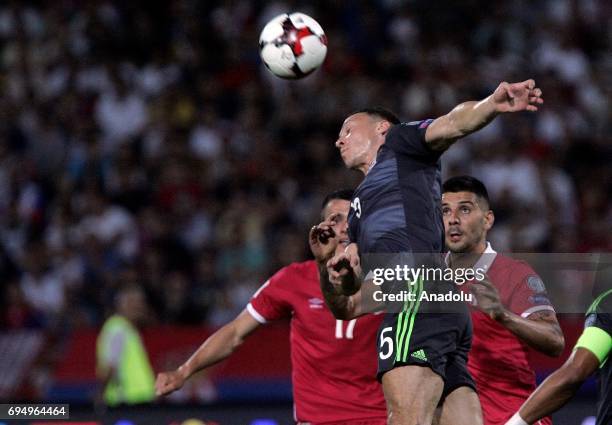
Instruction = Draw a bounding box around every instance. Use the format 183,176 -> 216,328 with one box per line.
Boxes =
411,349 -> 428,362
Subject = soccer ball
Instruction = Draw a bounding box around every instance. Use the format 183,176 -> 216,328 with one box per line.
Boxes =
259,13 -> 327,79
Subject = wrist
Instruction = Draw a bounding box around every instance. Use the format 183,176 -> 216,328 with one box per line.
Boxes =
178,364 -> 191,380
484,95 -> 501,115
506,412 -> 529,425
492,307 -> 509,323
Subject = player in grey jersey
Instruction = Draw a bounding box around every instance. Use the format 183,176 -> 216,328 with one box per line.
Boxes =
318,80 -> 544,425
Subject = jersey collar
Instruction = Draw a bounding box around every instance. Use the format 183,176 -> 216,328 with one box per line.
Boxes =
473,242 -> 497,273
444,241 -> 497,272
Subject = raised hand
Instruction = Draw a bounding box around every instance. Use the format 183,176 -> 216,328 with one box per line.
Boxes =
327,243 -> 361,295
491,79 -> 543,113
309,213 -> 342,263
470,275 -> 506,321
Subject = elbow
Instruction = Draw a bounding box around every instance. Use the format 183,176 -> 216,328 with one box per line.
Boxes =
329,303 -> 358,320
331,309 -> 353,321
550,333 -> 566,358
552,340 -> 565,358
542,337 -> 565,358
539,328 -> 565,357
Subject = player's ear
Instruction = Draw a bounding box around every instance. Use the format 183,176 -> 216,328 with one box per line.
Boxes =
377,120 -> 392,136
484,210 -> 494,231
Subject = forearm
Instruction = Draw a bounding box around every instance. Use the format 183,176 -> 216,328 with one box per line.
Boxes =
318,261 -> 358,320
497,310 -> 565,357
426,97 -> 498,151
518,366 -> 582,423
448,96 -> 499,136
180,324 -> 245,378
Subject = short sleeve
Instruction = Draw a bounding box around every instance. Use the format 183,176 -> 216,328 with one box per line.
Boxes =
588,312 -> 612,335
247,267 -> 294,323
508,265 -> 555,318
577,294 -> 612,363
384,120 -> 440,162
586,292 -> 612,335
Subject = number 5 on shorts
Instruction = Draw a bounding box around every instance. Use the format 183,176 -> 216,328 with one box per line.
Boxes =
379,326 -> 394,359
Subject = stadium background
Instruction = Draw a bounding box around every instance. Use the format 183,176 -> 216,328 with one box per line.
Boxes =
0,0 -> 609,423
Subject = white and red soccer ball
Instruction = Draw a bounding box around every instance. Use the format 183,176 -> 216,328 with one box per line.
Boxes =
259,13 -> 327,79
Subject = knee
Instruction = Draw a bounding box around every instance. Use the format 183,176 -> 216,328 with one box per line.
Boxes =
387,406 -> 429,425
386,395 -> 410,418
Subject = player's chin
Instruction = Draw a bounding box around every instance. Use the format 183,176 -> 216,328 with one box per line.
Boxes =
446,240 -> 464,253
340,153 -> 354,168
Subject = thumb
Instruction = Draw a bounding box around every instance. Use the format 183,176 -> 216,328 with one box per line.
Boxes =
502,82 -> 514,99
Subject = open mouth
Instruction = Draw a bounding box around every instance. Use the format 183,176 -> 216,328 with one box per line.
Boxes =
448,229 -> 462,242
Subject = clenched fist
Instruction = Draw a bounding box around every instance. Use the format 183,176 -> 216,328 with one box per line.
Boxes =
155,368 -> 187,396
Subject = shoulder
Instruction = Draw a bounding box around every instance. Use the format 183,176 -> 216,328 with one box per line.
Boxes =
269,260 -> 318,285
387,120 -> 430,141
384,120 -> 439,160
101,315 -> 125,331
588,289 -> 612,316
98,315 -> 129,341
490,255 -> 549,301
493,255 -> 539,283
585,290 -> 612,333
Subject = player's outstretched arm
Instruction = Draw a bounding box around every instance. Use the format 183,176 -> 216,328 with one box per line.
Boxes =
425,79 -> 543,152
155,310 -> 260,396
506,347 -> 601,425
500,310 -> 564,357
471,277 -> 565,357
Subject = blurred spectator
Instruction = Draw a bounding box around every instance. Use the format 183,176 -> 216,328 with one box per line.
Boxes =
96,284 -> 155,407
160,271 -> 204,325
19,242 -> 65,327
2,282 -> 41,329
75,189 -> 139,262
0,0 -> 609,337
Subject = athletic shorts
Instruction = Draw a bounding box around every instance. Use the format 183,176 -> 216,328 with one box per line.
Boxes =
376,281 -> 476,398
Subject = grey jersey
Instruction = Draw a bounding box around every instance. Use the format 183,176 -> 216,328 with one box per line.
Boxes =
347,119 -> 444,256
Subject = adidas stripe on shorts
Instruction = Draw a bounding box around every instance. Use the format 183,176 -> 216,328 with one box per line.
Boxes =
376,279 -> 476,400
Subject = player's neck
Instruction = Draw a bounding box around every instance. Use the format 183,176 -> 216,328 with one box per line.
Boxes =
474,240 -> 487,255
359,154 -> 378,175
449,240 -> 487,268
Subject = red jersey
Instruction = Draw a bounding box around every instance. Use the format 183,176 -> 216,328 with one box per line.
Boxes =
247,260 -> 387,424
466,244 -> 555,425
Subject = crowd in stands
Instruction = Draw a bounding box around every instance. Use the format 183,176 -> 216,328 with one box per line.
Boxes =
0,0 -> 610,333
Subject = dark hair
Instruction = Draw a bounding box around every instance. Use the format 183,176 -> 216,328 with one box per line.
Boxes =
321,189 -> 354,210
443,176 -> 490,208
354,107 -> 400,125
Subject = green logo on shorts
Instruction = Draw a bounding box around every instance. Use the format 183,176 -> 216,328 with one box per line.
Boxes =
410,349 -> 428,362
